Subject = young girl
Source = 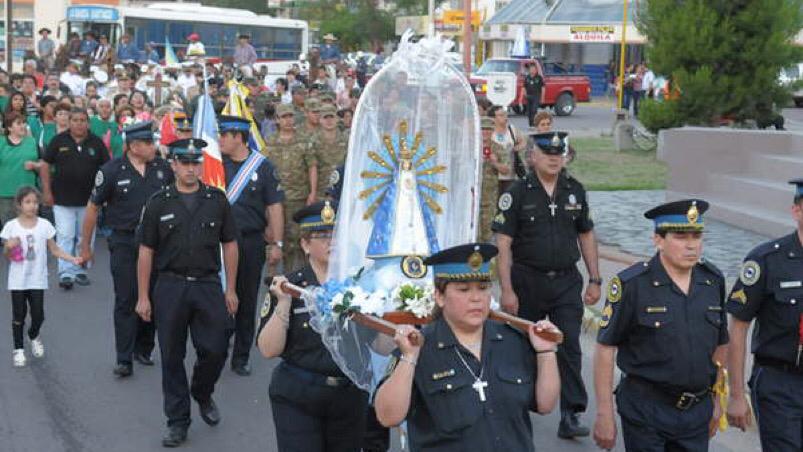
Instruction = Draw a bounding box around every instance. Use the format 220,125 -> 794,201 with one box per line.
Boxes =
1,186 -> 82,367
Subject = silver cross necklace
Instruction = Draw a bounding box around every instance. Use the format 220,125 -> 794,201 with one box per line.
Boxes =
454,347 -> 488,402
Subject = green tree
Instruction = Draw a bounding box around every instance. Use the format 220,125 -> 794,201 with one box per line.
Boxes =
295,0 -> 395,51
637,0 -> 803,129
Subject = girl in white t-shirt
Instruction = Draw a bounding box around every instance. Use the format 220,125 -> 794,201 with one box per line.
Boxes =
1,186 -> 82,367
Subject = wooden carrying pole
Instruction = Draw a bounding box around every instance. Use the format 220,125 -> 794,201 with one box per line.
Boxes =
278,282 -> 563,345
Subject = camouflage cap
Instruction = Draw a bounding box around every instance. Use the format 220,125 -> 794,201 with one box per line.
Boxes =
319,103 -> 337,117
319,92 -> 335,103
276,103 -> 295,117
481,117 -> 494,130
305,98 -> 321,112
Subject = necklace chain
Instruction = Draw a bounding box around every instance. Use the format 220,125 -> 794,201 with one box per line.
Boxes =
454,347 -> 483,381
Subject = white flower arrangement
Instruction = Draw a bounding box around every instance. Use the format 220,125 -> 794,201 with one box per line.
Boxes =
329,282 -> 435,318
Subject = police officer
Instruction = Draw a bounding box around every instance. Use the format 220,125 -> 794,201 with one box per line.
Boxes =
726,179 -> 803,451
309,104 -> 347,199
492,131 -> 601,437
135,138 -> 239,447
81,121 -> 173,377
174,111 -> 194,141
593,200 -> 728,451
217,115 -> 285,376
258,202 -> 370,451
374,243 -> 562,451
479,117 -> 510,242
265,103 -> 318,270
524,63 -> 545,128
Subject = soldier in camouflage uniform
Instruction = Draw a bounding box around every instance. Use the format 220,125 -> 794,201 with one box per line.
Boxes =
299,97 -> 321,138
291,86 -> 307,128
308,104 -> 348,199
264,104 -> 318,270
479,117 -> 511,242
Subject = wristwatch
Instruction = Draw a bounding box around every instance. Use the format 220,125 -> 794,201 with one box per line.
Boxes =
271,241 -> 284,249
589,277 -> 603,285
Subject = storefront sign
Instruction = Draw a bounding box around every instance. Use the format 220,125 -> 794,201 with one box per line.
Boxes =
569,25 -> 614,42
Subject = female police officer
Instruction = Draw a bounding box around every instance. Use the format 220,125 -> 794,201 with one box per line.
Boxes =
374,243 -> 561,451
257,201 -> 369,451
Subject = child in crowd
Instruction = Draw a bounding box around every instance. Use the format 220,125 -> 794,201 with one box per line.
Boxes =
1,186 -> 82,367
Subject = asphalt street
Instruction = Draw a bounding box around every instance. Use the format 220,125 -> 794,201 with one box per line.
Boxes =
0,237 -> 761,452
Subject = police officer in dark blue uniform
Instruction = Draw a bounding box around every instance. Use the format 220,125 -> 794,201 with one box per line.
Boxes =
81,121 -> 173,377
135,138 -> 240,447
374,243 -> 562,452
593,199 -> 728,451
258,201 -> 370,452
217,115 -> 285,376
493,131 -> 601,438
726,179 -> 803,451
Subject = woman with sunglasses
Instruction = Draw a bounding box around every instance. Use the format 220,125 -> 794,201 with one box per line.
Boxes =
258,201 -> 369,451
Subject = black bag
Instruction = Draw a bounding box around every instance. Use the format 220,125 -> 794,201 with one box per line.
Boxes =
509,125 -> 527,179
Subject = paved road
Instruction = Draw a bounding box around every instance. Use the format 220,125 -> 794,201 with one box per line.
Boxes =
0,239 -> 761,452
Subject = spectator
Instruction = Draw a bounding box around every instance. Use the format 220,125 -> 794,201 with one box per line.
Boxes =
116,35 -> 139,63
5,91 -> 27,120
106,73 -> 133,100
274,78 -> 291,104
40,102 -> 70,149
42,73 -> 65,98
632,64 -> 646,117
129,90 -> 151,120
488,105 -> 526,192
320,33 -> 341,64
90,98 -> 118,155
176,66 -> 197,97
39,107 -> 109,290
60,62 -> 84,96
260,103 -> 277,142
0,112 -> 41,224
144,42 -> 160,64
23,60 -> 44,90
37,28 -> 56,70
92,35 -> 111,66
20,75 -> 40,117
233,34 -> 257,78
337,108 -> 353,132
10,73 -> 23,91
641,63 -> 656,99
67,33 -> 81,60
78,31 -> 99,61
30,95 -> 57,143
336,74 -> 356,110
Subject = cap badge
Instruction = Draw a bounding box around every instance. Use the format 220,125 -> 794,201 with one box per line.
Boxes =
467,251 -> 483,271
321,201 -> 335,225
551,133 -> 561,148
687,202 -> 699,224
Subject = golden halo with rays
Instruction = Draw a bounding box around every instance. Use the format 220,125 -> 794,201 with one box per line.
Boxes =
359,120 -> 447,220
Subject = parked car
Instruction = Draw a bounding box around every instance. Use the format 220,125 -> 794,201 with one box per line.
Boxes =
469,57 -> 592,116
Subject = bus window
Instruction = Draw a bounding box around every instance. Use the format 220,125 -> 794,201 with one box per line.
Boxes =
196,23 -> 221,56
275,29 -> 301,60
252,27 -> 275,59
167,22 -> 193,55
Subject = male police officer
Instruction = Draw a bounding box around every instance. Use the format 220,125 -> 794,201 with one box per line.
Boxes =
594,200 -> 728,451
726,179 -> 803,451
218,115 -> 285,376
493,131 -> 601,438
135,138 -> 239,447
81,121 -> 173,377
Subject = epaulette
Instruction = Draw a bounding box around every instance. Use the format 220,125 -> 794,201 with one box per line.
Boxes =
746,236 -> 788,260
618,260 -> 651,283
286,269 -> 307,286
698,258 -> 724,280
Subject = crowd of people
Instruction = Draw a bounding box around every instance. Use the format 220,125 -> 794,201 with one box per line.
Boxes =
2,31 -> 802,452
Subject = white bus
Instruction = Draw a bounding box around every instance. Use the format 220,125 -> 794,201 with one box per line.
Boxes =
60,3 -> 308,61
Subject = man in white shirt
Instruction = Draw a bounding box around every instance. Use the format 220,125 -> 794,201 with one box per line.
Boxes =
60,62 -> 85,96
641,64 -> 656,99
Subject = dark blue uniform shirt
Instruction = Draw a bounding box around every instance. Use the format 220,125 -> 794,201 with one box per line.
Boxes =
492,171 -> 593,270
727,232 -> 803,364
90,155 -> 173,231
394,317 -> 538,452
139,183 -> 237,276
597,254 -> 728,391
222,155 -> 284,235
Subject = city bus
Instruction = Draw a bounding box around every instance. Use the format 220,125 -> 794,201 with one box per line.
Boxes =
59,3 -> 308,61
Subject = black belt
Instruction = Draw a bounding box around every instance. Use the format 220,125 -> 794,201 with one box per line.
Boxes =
755,356 -> 803,375
526,266 -> 575,278
160,271 -> 219,283
280,362 -> 351,388
625,375 -> 710,411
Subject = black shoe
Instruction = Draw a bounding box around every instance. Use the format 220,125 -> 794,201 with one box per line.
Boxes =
59,277 -> 73,290
162,426 -> 188,447
74,274 -> 90,286
558,412 -> 590,439
113,363 -> 133,378
197,398 -> 220,426
133,352 -> 155,366
231,363 -> 251,376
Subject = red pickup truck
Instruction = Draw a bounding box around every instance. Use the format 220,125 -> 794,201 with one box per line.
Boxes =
470,58 -> 592,116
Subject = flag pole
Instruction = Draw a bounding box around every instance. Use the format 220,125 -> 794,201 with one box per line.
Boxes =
617,0 -> 628,111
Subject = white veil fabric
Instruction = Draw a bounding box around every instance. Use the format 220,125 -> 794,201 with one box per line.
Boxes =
303,32 -> 481,392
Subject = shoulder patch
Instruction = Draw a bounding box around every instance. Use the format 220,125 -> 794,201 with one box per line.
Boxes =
607,277 -> 622,303
498,192 -> 513,211
95,170 -> 104,187
329,168 -> 340,186
739,260 -> 761,286
599,304 -> 613,328
260,299 -> 271,318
